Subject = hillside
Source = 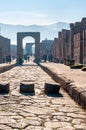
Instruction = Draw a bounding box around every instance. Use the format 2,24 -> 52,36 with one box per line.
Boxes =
0,22 -> 69,44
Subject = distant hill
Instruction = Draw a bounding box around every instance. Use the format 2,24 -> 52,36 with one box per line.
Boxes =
0,22 -> 69,45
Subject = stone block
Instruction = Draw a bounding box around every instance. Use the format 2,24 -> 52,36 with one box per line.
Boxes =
80,91 -> 86,109
44,82 -> 61,94
72,87 -> 83,103
20,82 -> 34,93
0,82 -> 9,93
66,83 -> 76,97
72,87 -> 79,103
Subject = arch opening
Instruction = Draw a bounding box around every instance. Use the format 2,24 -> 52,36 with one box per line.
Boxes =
23,37 -> 35,62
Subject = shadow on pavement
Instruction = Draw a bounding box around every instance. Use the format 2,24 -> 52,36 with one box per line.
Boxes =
20,92 -> 35,96
22,64 -> 38,66
45,93 -> 63,98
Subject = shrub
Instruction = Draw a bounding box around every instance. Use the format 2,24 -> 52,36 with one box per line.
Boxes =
81,66 -> 86,71
70,64 -> 83,69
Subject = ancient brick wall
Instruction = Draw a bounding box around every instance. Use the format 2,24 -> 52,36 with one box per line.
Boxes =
53,29 -> 70,63
53,38 -> 59,62
74,33 -> 81,63
70,18 -> 86,64
0,36 -> 10,63
83,30 -> 86,64
62,29 -> 70,60
40,39 -> 53,60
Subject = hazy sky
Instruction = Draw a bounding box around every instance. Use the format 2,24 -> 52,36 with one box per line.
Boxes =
0,0 -> 86,25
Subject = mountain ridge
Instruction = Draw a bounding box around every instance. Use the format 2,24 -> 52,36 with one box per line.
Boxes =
0,21 -> 69,26
0,22 -> 69,44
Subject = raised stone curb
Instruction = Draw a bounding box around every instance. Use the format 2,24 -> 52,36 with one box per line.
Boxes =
80,91 -> 86,109
0,63 -> 16,73
39,63 -> 86,110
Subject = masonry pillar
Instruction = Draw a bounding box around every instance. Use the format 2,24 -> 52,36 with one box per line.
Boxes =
17,34 -> 23,65
83,30 -> 86,64
35,35 -> 40,62
70,23 -> 75,59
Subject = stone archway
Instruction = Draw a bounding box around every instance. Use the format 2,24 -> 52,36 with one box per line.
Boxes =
17,32 -> 40,65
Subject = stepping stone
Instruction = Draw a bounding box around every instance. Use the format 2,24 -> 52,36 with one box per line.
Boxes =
44,82 -> 61,94
20,82 -> 34,93
0,82 -> 9,93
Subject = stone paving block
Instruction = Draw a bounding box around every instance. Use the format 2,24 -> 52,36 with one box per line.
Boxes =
0,82 -> 9,93
44,82 -> 61,94
20,82 -> 35,93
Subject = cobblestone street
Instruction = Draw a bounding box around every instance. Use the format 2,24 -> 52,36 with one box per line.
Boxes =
0,62 -> 86,130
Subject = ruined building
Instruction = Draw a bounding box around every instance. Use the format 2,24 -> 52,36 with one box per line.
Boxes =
40,39 -> 53,60
70,18 -> 86,64
53,18 -> 86,65
53,29 -> 70,63
11,44 -> 17,60
0,35 -> 10,63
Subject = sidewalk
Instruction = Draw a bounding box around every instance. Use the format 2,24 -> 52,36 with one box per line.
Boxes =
40,62 -> 86,109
